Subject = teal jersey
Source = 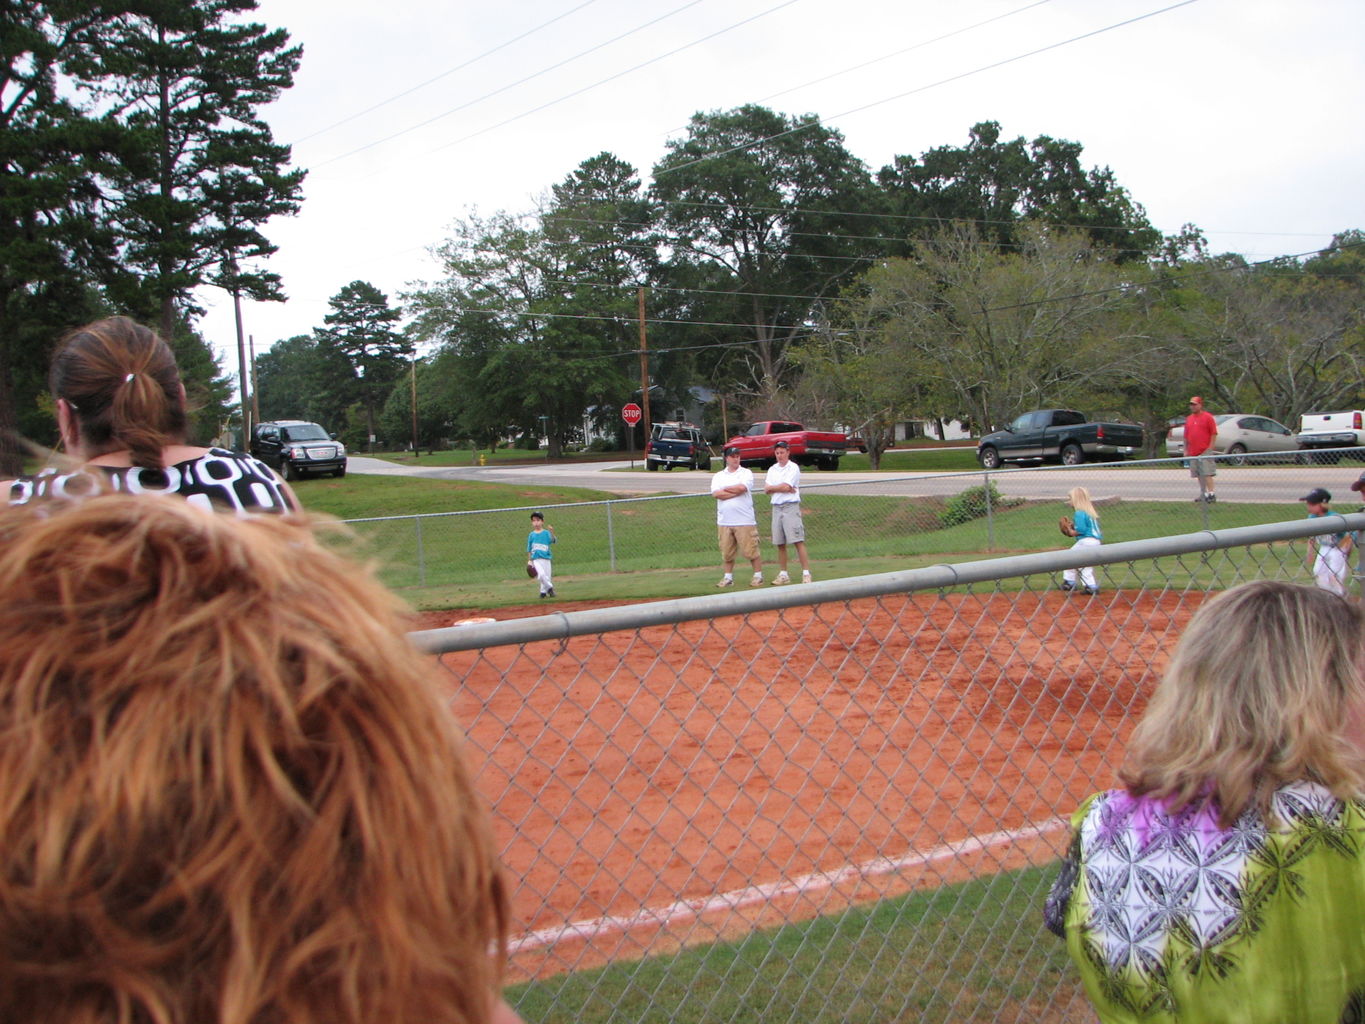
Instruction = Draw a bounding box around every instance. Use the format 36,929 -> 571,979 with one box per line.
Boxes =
527,528 -> 554,560
1072,508 -> 1102,541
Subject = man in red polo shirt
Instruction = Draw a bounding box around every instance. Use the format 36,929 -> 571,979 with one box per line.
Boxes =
1184,395 -> 1220,503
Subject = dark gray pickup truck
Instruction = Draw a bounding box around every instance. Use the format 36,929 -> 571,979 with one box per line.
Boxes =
976,409 -> 1143,469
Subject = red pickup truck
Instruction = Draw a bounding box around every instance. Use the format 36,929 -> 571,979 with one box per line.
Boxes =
726,420 -> 847,470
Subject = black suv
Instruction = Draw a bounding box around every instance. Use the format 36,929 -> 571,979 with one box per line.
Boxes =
249,421 -> 347,480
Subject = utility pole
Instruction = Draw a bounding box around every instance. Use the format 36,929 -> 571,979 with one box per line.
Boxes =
232,285 -> 250,449
248,334 -> 259,426
410,355 -> 419,459
637,285 -> 651,440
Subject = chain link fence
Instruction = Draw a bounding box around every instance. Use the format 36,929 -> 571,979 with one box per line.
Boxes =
347,452 -> 1365,607
412,512 -> 1365,1024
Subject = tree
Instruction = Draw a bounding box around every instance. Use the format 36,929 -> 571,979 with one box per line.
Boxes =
0,1 -> 302,476
410,155 -> 649,456
877,121 -> 1161,263
168,321 -> 234,444
94,0 -> 304,339
789,291 -> 938,469
0,4 -> 131,474
1172,249 -> 1365,425
843,224 -> 1138,434
649,105 -> 879,406
252,333 -> 355,428
316,282 -> 410,447
378,356 -> 451,455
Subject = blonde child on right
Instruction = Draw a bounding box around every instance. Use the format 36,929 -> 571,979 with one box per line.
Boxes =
1062,486 -> 1103,595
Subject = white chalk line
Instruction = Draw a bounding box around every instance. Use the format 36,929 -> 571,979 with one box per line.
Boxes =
508,817 -> 1069,955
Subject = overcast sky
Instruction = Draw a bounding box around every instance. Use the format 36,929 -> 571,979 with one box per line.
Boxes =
197,0 -> 1365,365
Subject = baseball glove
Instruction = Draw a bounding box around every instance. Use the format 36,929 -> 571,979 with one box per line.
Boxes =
525,561 -> 538,578
1058,516 -> 1077,538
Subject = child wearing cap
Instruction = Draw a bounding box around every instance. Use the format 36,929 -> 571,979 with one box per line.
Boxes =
1302,488 -> 1352,595
526,511 -> 556,598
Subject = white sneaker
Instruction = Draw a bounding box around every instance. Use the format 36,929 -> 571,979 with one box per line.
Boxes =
750,573 -> 764,587
772,572 -> 790,586
802,571 -> 813,583
716,577 -> 733,588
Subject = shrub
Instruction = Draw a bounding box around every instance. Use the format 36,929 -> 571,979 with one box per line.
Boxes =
939,481 -> 1020,528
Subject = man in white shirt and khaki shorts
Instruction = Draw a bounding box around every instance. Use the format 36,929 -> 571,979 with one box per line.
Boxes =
763,440 -> 813,584
711,446 -> 764,588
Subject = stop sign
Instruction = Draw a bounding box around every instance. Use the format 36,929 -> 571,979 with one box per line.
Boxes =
622,402 -> 643,426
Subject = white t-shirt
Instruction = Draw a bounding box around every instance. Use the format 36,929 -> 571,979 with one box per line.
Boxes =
765,459 -> 801,505
711,465 -> 756,526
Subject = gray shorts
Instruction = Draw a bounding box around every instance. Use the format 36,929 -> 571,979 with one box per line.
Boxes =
1188,455 -> 1217,480
771,502 -> 805,545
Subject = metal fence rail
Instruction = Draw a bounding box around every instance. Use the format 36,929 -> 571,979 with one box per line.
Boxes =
414,514 -> 1365,1024
350,453 -> 1365,605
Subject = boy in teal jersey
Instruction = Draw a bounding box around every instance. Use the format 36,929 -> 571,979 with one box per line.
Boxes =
526,511 -> 556,598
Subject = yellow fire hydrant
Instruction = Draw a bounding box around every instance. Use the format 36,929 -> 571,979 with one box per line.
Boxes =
479,453 -> 487,466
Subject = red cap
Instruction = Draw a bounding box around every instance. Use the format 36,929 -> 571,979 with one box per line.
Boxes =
1189,396 -> 1203,405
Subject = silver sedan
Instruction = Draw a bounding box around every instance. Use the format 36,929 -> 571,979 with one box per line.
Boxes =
1166,414 -> 1300,463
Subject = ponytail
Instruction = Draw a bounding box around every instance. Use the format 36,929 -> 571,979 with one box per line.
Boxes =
50,318 -> 189,469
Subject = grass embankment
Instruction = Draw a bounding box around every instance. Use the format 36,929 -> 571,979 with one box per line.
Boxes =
293,471 -> 1298,611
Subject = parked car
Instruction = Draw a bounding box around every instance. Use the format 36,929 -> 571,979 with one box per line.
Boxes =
725,420 -> 847,470
1166,413 -> 1300,464
249,420 -> 347,480
645,422 -> 711,471
1296,410 -> 1365,464
975,409 -> 1142,469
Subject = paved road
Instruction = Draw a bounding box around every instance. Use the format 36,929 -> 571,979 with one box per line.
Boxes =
348,455 -> 1362,504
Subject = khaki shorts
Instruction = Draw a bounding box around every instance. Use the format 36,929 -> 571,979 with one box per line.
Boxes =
718,524 -> 760,563
1188,455 -> 1217,480
771,502 -> 805,545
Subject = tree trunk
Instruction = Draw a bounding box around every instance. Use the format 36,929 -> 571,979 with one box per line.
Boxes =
0,326 -> 19,478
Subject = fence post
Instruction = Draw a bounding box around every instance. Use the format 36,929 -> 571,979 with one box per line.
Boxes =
983,470 -> 995,550
414,516 -> 426,587
607,499 -> 617,572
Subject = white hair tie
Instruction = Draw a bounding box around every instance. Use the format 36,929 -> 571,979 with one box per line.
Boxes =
124,373 -> 135,383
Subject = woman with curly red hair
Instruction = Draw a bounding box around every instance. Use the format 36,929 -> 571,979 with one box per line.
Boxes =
0,495 -> 520,1024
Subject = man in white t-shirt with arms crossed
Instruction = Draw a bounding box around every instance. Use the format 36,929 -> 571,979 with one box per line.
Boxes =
711,445 -> 764,588
764,440 -> 812,584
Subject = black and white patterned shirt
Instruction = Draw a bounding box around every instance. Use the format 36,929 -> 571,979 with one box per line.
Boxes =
8,448 -> 297,515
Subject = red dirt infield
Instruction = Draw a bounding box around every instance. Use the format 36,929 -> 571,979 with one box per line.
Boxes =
413,589 -> 1199,979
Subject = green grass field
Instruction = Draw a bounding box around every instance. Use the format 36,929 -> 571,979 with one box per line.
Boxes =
506,863 -> 1083,1024
290,469 -> 1306,610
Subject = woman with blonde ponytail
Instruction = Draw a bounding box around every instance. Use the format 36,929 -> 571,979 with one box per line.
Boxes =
6,316 -> 297,513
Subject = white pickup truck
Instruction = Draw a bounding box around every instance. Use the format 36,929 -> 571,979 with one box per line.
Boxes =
1296,411 -> 1365,463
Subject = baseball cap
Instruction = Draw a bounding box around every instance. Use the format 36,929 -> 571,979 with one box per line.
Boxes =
723,446 -> 740,457
1350,474 -> 1365,493
1300,488 -> 1331,504
773,440 -> 789,449
1189,396 -> 1203,405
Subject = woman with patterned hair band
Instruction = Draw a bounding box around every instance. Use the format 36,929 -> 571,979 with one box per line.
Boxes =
5,316 -> 297,513
1045,580 -> 1365,1022
0,494 -> 522,1024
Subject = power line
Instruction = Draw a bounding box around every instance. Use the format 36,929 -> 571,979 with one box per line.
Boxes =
655,0 -> 1201,178
288,0 -> 603,147
757,0 -> 1054,113
418,0 -> 806,159
310,0 -> 710,169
